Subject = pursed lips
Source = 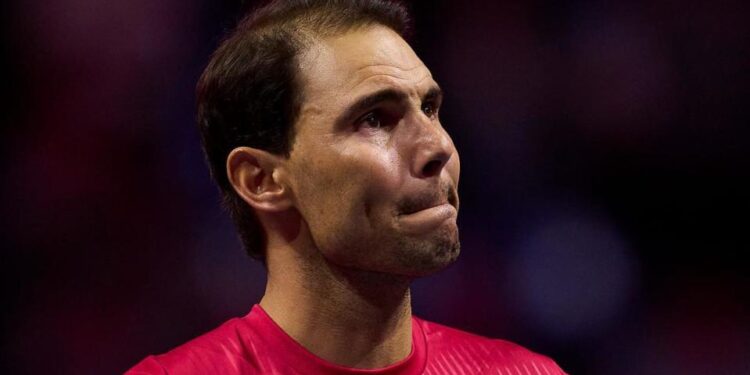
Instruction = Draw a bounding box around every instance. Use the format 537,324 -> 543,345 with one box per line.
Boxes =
407,199 -> 450,214
397,185 -> 458,216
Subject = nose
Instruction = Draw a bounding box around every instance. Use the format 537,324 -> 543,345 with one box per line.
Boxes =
411,116 -> 455,179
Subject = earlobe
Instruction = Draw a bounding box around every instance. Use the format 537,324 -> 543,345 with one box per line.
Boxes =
226,147 -> 293,212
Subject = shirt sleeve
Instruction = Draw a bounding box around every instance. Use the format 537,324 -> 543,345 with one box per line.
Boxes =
124,355 -> 168,375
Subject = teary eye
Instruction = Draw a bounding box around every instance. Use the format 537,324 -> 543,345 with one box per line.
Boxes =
422,101 -> 437,118
360,111 -> 381,128
355,107 -> 400,132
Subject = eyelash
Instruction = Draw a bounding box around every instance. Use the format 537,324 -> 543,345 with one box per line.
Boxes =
357,102 -> 440,130
360,111 -> 384,129
422,101 -> 439,118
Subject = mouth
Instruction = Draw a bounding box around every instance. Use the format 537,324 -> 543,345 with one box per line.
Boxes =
396,201 -> 457,235
397,183 -> 459,217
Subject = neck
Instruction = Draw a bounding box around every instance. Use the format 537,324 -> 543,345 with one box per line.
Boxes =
260,239 -> 414,369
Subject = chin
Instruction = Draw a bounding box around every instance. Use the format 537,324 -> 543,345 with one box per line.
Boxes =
392,229 -> 461,277
320,224 -> 461,277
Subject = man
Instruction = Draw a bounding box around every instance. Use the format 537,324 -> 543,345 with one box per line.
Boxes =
128,0 -> 567,373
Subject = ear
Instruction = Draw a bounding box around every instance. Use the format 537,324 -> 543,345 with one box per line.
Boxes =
226,146 -> 292,213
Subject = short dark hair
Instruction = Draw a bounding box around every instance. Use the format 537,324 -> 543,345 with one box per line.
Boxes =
197,0 -> 410,260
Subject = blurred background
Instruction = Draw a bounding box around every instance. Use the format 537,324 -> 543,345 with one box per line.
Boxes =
1,0 -> 748,373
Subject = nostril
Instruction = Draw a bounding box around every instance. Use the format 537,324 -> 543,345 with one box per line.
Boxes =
421,159 -> 444,177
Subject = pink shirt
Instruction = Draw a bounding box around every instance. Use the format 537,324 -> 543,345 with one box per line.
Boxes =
127,305 -> 566,374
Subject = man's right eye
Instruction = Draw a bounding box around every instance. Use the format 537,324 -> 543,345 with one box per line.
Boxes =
359,112 -> 382,129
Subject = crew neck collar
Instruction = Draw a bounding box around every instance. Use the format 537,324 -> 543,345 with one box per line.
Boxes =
247,304 -> 427,375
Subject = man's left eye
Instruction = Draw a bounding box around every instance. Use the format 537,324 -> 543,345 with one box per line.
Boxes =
422,102 -> 437,118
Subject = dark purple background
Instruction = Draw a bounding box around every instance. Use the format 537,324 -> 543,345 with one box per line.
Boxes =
2,1 -> 748,374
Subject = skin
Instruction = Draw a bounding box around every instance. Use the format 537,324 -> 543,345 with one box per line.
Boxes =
227,25 -> 460,369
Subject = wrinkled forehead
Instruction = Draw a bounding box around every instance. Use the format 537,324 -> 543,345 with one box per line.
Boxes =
296,25 -> 434,108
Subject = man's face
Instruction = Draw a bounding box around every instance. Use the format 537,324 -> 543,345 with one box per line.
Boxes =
284,25 -> 460,276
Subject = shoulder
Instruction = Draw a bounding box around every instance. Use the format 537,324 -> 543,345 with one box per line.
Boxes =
414,317 -> 568,374
126,316 -> 261,374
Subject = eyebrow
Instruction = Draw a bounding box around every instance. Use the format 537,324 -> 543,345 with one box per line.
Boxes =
336,85 -> 443,126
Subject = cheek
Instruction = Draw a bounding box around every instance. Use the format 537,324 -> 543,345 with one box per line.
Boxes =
291,147 -> 403,262
293,145 -> 401,225
339,145 -> 403,207
448,151 -> 460,184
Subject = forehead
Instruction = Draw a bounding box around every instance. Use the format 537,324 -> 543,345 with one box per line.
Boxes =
297,25 -> 434,113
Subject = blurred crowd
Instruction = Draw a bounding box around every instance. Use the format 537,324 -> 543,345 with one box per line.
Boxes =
1,0 -> 748,374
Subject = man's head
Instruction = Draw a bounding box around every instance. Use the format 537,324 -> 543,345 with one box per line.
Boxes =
198,0 -> 460,276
